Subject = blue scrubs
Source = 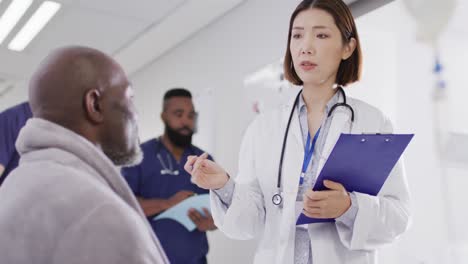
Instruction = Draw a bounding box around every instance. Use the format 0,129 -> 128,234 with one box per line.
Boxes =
122,138 -> 212,264
0,102 -> 32,185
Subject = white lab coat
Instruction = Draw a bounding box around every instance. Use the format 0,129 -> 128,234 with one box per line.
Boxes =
210,91 -> 411,264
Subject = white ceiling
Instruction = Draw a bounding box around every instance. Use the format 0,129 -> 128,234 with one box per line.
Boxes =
0,0 -> 244,97
0,0 -> 184,83
114,0 -> 246,77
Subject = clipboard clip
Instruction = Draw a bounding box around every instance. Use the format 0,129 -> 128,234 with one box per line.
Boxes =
360,133 -> 393,135
359,133 -> 393,143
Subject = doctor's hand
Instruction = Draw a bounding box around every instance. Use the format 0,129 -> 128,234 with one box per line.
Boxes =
302,180 -> 351,219
184,153 -> 229,190
188,208 -> 217,232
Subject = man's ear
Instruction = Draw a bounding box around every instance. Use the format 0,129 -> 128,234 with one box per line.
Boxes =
84,89 -> 104,124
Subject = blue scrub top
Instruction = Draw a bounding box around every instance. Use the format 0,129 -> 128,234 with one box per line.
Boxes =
122,138 -> 212,264
0,102 -> 32,185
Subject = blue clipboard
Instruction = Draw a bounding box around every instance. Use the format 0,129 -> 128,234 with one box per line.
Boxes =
296,133 -> 414,225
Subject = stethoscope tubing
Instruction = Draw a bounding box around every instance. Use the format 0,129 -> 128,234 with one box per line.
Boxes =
273,87 -> 354,206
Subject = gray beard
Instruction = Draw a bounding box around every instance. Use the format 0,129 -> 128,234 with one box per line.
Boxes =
104,143 -> 144,168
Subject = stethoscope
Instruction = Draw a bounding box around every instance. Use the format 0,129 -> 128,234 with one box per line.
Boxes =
156,139 -> 180,176
272,86 -> 355,206
157,153 -> 180,175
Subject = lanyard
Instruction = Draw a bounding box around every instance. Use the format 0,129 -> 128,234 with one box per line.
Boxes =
299,127 -> 321,186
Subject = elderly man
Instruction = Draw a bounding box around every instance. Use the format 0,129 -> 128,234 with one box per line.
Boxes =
0,46 -> 168,264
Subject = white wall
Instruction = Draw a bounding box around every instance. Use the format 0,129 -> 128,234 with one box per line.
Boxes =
0,79 -> 28,110
391,36 -> 450,264
436,10 -> 468,262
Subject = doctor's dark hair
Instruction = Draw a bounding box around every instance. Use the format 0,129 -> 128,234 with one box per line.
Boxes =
283,0 -> 362,86
163,88 -> 192,111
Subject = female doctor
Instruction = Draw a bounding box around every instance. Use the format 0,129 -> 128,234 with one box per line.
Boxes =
185,0 -> 411,263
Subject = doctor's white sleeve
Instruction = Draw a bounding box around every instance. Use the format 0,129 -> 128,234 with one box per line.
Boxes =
334,116 -> 412,251
209,119 -> 266,240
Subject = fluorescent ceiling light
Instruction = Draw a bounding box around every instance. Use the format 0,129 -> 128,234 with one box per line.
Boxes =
0,0 -> 33,44
8,1 -> 60,51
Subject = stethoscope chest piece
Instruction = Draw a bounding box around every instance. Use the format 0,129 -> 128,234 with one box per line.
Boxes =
272,192 -> 283,206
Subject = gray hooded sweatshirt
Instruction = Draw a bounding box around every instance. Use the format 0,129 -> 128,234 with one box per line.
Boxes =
0,118 -> 169,264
